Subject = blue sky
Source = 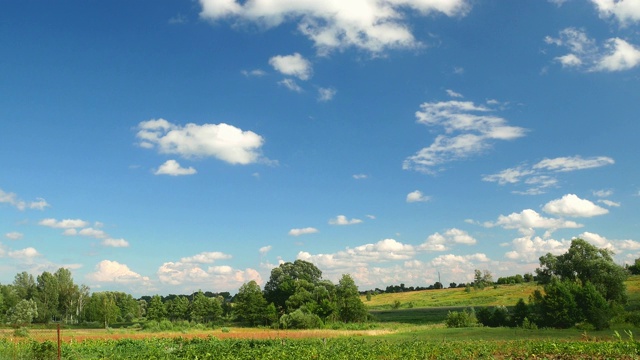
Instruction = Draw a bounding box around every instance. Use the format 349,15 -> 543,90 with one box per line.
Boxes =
1,0 -> 639,296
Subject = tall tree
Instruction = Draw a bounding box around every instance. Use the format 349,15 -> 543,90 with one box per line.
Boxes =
146,295 -> 167,321
13,272 -> 36,300
167,296 -> 190,321
35,271 -> 59,323
55,267 -> 79,323
234,280 -> 270,326
336,274 -> 367,323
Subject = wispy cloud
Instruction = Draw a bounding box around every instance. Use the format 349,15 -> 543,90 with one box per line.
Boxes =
403,95 -> 526,173
483,155 -> 614,194
329,215 -> 363,226
0,188 -> 50,211
545,28 -> 640,72
288,227 -> 319,236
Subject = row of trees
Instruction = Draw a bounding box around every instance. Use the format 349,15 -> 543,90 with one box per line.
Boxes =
1,260 -> 367,329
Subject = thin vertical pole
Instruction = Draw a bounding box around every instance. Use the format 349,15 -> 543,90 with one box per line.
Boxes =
57,323 -> 61,360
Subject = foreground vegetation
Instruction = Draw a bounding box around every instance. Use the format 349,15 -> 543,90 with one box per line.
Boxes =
2,335 -> 640,359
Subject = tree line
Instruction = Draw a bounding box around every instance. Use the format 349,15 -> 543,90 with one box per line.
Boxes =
0,260 -> 366,329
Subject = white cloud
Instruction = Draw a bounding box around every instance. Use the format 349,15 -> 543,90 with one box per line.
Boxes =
8,247 -> 40,259
87,260 -> 150,284
39,218 -> 89,229
484,156 -> 614,194
317,87 -> 337,102
593,189 -> 613,197
259,245 -> 272,255
269,53 -> 312,80
0,189 -> 50,211
101,238 -> 130,248
546,28 -> 640,72
157,261 -> 261,291
353,174 -> 368,180
154,160 -> 197,176
534,156 -> 615,172
486,209 -> 582,235
591,0 -> 640,25
199,0 -> 471,54
329,215 -> 363,225
598,199 -> 621,207
406,190 -> 431,203
78,227 -> 107,239
542,194 -> 609,217
180,251 -> 232,263
578,232 -> 640,254
241,69 -> 267,77
136,119 -> 267,165
594,38 -> 640,71
446,89 -> 463,98
504,236 -> 571,262
288,227 -> 319,236
5,232 -> 23,240
297,239 -> 417,270
278,78 -> 303,92
418,228 -> 476,251
403,99 -> 526,173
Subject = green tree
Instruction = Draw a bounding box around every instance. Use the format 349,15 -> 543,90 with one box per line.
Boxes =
536,238 -> 627,304
189,291 -> 221,323
146,295 -> 167,321
336,274 -> 367,323
35,271 -> 59,323
534,278 -> 581,328
6,299 -> 38,325
166,296 -> 190,321
264,260 -> 323,313
54,267 -> 80,323
13,272 -> 36,300
234,280 -> 270,326
84,292 -> 120,328
576,281 -> 612,330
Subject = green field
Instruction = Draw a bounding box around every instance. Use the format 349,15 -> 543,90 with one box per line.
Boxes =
3,277 -> 640,359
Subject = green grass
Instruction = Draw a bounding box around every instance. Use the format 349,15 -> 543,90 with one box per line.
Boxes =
363,282 -> 540,309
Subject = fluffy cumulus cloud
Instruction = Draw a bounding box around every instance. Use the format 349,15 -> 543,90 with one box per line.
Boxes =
591,0 -> 640,25
298,239 -> 417,271
406,190 -> 431,203
403,97 -> 526,173
39,218 -> 129,247
288,227 -> 319,236
418,228 -> 477,251
0,188 -> 50,211
269,53 -> 312,80
259,245 -> 272,255
485,209 -> 582,235
86,260 -> 151,285
157,260 -> 261,292
198,0 -> 470,54
39,218 -> 90,229
542,194 -> 609,218
579,231 -> 640,253
483,155 -> 614,194
8,247 -> 40,260
154,160 -> 197,176
329,215 -> 363,226
504,236 -> 571,262
545,28 -> 640,72
136,119 -> 267,165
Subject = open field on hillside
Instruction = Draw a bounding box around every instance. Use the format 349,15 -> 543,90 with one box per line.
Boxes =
362,282 -> 540,309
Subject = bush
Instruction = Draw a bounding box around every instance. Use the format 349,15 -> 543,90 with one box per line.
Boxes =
445,308 -> 477,328
279,309 -> 323,329
13,327 -> 30,337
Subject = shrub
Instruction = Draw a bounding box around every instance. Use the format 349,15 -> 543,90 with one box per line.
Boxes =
279,309 -> 323,329
13,327 -> 30,337
445,308 -> 477,328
